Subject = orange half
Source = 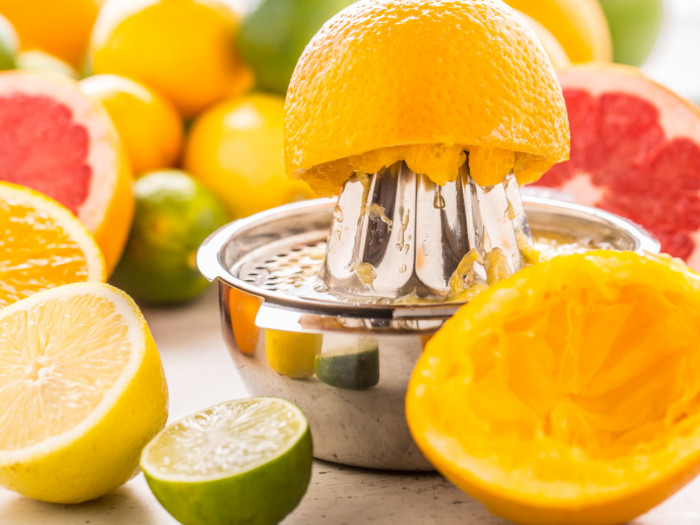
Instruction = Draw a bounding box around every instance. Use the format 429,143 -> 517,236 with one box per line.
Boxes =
407,251 -> 700,525
0,182 -> 106,308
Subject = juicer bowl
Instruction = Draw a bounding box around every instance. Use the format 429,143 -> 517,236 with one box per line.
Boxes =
198,197 -> 659,471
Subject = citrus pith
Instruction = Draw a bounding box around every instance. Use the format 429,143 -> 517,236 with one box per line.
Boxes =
0,282 -> 168,503
407,251 -> 700,525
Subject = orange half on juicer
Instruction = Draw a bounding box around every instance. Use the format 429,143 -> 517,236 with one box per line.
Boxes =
284,0 -> 569,301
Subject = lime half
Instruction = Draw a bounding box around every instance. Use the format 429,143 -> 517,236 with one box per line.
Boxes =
141,397 -> 313,525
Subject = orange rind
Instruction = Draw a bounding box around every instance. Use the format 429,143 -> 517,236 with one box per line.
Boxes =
284,0 -> 569,195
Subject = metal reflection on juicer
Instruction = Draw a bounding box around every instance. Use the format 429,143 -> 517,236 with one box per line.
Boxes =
320,159 -> 532,301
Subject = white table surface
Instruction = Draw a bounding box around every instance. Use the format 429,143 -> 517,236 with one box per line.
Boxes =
2,1 -> 700,523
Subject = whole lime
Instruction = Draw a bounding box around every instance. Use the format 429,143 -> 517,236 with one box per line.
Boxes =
237,0 -> 355,94
598,0 -> 664,66
110,169 -> 229,304
0,13 -> 17,70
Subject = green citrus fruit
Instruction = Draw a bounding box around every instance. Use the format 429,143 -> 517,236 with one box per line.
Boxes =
598,0 -> 663,66
110,169 -> 229,304
265,329 -> 322,379
236,0 -> 355,94
141,397 -> 313,525
0,13 -> 17,70
315,334 -> 380,390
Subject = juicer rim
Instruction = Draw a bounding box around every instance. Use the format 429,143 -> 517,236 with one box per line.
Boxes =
197,195 -> 660,320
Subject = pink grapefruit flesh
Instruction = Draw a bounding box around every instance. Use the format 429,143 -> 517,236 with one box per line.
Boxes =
0,94 -> 91,214
532,64 -> 700,270
0,70 -> 133,274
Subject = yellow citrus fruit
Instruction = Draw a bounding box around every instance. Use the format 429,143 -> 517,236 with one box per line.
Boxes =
185,93 -> 316,219
90,0 -> 250,118
0,70 -> 134,275
504,0 -> 612,63
265,330 -> 322,379
0,0 -> 98,67
80,74 -> 184,174
284,0 -> 569,195
0,181 -> 106,308
406,251 -> 700,525
0,281 -> 168,503
514,10 -> 571,69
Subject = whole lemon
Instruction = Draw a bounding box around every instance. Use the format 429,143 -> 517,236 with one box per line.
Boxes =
110,169 -> 229,305
89,0 -> 250,117
184,93 -> 315,219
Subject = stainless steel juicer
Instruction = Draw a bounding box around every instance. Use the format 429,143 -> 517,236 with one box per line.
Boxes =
198,195 -> 659,470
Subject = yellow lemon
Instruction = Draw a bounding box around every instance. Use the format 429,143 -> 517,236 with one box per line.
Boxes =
81,74 -> 184,174
89,0 -> 250,118
0,282 -> 168,503
184,93 -> 315,219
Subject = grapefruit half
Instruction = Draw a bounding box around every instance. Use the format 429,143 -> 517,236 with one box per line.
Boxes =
530,64 -> 700,270
0,70 -> 133,273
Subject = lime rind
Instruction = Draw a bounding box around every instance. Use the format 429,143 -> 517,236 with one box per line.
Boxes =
141,397 -> 313,525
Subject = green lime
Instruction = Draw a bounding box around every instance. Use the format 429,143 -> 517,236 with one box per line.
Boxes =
315,334 -> 380,390
237,0 -> 355,94
16,50 -> 79,78
598,0 -> 663,66
141,397 -> 313,525
265,329 -> 322,378
0,13 -> 17,70
110,169 -> 229,304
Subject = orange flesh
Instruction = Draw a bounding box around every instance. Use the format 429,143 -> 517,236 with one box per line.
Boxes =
413,252 -> 700,498
0,197 -> 92,307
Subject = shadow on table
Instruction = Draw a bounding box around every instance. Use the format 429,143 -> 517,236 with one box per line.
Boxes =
0,482 -> 163,525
